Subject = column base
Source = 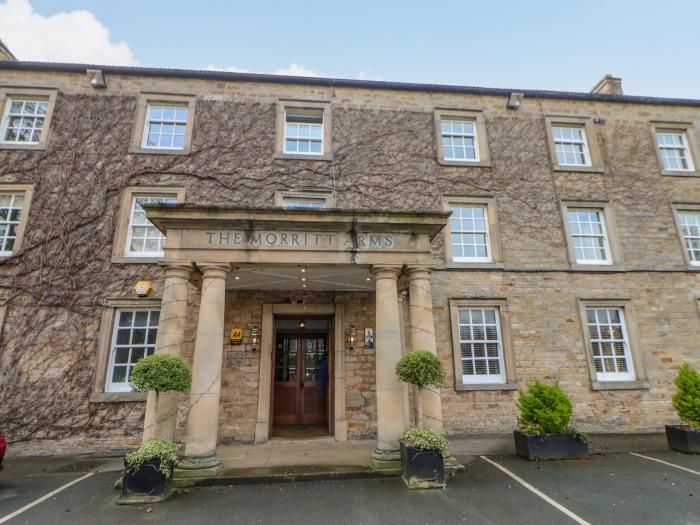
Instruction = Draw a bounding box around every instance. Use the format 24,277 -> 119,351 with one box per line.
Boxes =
175,455 -> 223,482
369,447 -> 401,471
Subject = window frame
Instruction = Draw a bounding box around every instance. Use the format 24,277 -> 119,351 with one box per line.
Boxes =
112,186 -> 185,263
545,115 -> 604,173
449,298 -> 518,391
434,108 -> 491,167
560,200 -> 624,270
0,87 -> 57,151
443,196 -> 502,268
577,299 -> 648,390
91,297 -> 162,402
0,183 -> 34,259
671,203 -> 700,268
129,93 -> 196,155
650,121 -> 700,177
275,100 -> 332,161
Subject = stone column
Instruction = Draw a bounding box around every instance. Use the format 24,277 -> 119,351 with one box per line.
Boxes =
370,265 -> 407,468
407,266 -> 444,432
179,263 -> 229,471
142,263 -> 192,442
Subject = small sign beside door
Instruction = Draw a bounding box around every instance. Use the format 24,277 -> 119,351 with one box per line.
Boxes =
230,327 -> 243,345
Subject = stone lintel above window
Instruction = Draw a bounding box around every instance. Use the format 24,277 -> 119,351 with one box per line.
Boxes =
275,100 -> 332,161
650,121 -> 700,177
545,115 -> 604,173
434,108 -> 491,167
129,92 -> 196,155
0,87 -> 57,151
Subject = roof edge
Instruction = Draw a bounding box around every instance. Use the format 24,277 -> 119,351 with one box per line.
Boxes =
1,60 -> 699,107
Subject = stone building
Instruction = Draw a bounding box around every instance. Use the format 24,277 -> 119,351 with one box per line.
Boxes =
0,57 -> 699,471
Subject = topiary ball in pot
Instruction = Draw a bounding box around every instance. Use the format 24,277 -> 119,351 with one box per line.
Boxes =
395,350 -> 446,427
130,354 -> 191,394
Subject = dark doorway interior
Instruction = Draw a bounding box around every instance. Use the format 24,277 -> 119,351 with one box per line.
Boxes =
272,317 -> 332,438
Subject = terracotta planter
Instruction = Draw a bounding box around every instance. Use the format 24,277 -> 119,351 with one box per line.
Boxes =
400,443 -> 445,489
514,430 -> 588,461
666,425 -> 700,454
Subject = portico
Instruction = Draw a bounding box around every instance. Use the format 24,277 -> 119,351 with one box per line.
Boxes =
141,205 -> 449,475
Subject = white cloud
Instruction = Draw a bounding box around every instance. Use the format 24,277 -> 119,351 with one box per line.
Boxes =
204,64 -> 252,73
0,0 -> 136,65
357,71 -> 383,81
205,62 -> 321,77
273,63 -> 318,77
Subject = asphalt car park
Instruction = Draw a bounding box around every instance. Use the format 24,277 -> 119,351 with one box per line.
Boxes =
0,451 -> 698,524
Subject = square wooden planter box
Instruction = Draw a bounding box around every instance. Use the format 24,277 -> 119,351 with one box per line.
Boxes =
666,425 -> 700,454
514,430 -> 588,461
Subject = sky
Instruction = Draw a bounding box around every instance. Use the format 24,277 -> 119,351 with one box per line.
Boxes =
0,0 -> 699,98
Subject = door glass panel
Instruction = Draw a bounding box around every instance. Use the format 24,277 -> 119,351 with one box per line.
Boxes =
274,337 -> 297,382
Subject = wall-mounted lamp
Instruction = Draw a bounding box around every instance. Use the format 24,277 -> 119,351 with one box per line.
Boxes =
250,325 -> 260,352
347,325 -> 357,351
298,319 -> 306,330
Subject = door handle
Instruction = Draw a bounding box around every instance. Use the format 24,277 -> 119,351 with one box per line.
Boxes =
300,381 -> 305,388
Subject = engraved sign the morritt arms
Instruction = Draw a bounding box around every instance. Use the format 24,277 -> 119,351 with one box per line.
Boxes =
204,230 -> 397,250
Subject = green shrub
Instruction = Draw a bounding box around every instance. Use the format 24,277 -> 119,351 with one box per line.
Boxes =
395,350 -> 446,389
395,350 -> 446,427
400,427 -> 449,457
672,363 -> 700,428
518,380 -> 574,435
130,354 -> 191,393
125,438 -> 181,477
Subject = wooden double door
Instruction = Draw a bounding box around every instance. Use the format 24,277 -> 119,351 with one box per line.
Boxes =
272,329 -> 330,428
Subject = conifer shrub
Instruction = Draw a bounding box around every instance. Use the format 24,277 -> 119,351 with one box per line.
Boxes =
672,363 -> 700,429
518,380 -> 576,435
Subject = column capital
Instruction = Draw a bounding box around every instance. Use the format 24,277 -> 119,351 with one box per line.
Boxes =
406,264 -> 435,280
197,263 -> 230,280
159,262 -> 193,279
370,264 -> 403,280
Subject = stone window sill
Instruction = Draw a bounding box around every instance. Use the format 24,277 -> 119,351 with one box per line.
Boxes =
455,382 -> 519,392
274,153 -> 333,162
111,255 -> 164,264
553,165 -> 605,174
0,143 -> 47,151
661,170 -> 700,178
446,262 -> 505,270
90,392 -> 147,403
569,264 -> 626,272
590,380 -> 650,391
128,147 -> 191,156
437,159 -> 492,168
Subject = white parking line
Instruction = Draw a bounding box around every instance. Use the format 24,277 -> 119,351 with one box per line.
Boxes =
0,471 -> 95,524
630,452 -> 700,476
480,456 -> 591,525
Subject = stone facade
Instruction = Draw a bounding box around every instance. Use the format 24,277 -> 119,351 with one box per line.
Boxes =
1,62 -> 699,455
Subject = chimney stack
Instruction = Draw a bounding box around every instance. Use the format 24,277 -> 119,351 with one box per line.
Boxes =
590,74 -> 623,95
